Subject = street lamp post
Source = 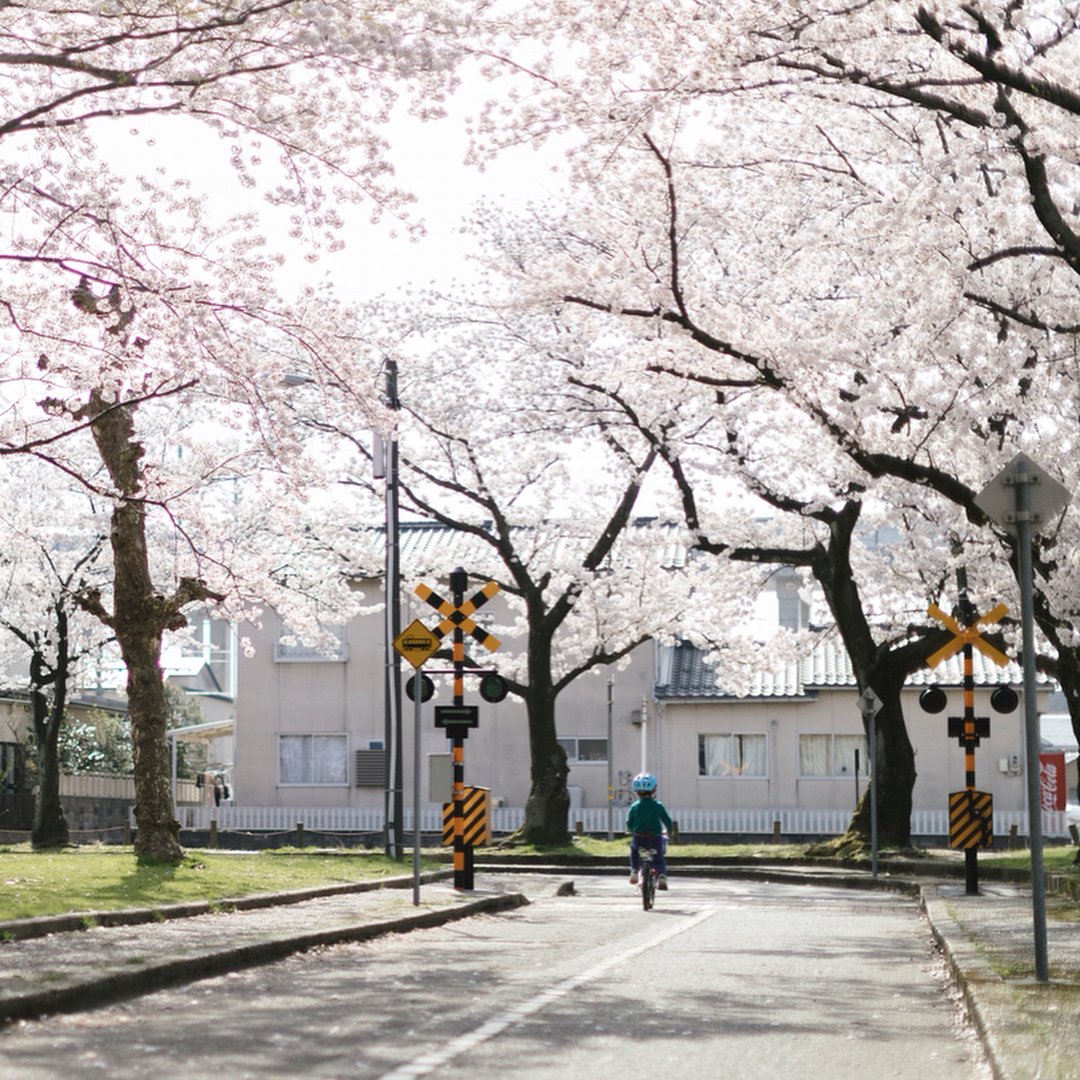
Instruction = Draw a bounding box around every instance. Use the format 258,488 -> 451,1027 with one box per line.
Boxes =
383,359 -> 403,860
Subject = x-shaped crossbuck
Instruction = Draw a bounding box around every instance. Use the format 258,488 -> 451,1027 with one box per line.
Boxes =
414,580 -> 501,653
926,602 -> 1010,669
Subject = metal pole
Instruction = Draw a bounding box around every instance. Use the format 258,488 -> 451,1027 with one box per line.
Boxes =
1015,459 -> 1049,982
640,696 -> 647,773
412,671 -> 422,906
869,703 -> 878,879
384,359 -> 403,859
450,567 -> 471,890
607,677 -> 614,841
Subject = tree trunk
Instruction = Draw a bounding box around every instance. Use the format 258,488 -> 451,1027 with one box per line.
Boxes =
518,689 -> 571,846
28,616 -> 70,849
816,672 -> 916,856
30,685 -> 68,849
88,393 -> 183,863
110,495 -> 183,861
515,628 -> 570,846
810,503 -> 917,851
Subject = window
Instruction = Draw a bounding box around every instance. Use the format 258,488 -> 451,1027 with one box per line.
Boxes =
278,734 -> 348,785
799,733 -> 869,777
557,737 -> 608,763
698,734 -> 767,777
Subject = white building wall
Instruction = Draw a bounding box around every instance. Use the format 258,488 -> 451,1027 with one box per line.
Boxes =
651,685 -> 1040,818
231,570 -> 1049,823
232,585 -> 658,814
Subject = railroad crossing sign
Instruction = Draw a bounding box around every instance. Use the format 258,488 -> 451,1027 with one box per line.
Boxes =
415,568 -> 501,891
415,579 -> 501,654
926,602 -> 1010,669
925,577 -> 1013,886
393,619 -> 441,669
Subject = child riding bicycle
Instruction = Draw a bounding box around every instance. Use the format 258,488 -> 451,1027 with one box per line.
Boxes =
626,773 -> 672,890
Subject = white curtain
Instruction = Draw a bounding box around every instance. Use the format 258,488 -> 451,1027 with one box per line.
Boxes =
700,735 -> 732,776
737,734 -> 767,777
313,735 -> 348,784
799,734 -> 831,776
700,734 -> 766,777
835,735 -> 868,777
279,736 -> 311,784
279,735 -> 347,784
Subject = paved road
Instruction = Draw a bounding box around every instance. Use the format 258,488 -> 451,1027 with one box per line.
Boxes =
0,877 -> 990,1079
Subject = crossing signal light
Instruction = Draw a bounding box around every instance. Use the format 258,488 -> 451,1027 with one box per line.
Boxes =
990,686 -> 1019,714
479,673 -> 508,703
405,673 -> 435,703
919,687 -> 947,714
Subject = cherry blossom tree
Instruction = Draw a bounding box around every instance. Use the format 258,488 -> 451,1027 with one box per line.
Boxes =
0,462 -> 115,848
0,0 -> 482,860
281,325 -> 765,845
435,0 -> 1080,845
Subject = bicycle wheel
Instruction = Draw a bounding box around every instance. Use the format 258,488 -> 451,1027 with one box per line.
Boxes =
641,857 -> 655,910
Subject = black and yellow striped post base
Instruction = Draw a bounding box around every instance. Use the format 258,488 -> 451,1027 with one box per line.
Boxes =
949,789 -> 993,851
442,786 -> 491,848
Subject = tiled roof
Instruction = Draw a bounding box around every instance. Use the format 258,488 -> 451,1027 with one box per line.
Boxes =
654,639 -> 1041,701
354,519 -> 689,578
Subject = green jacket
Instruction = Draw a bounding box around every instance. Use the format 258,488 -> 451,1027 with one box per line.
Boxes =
626,795 -> 672,836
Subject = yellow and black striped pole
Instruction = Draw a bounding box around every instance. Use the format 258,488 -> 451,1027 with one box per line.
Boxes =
448,567 -> 471,890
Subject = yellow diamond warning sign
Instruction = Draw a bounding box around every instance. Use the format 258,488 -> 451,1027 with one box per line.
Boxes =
393,619 -> 441,669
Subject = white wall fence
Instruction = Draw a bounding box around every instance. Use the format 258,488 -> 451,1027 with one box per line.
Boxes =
172,804 -> 1077,839
60,773 -> 200,803
60,773 -> 135,800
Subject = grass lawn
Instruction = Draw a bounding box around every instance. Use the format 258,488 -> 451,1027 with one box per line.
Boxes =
0,838 -> 812,920
0,846 -> 438,922
3,837 -> 1077,923
493,837 -> 813,860
980,844 -> 1080,873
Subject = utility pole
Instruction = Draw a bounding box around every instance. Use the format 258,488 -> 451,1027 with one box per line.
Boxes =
383,359 -> 403,859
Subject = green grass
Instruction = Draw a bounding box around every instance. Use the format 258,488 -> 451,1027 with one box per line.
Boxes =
978,845 -> 1080,873
482,836 -> 813,860
0,846 -> 437,922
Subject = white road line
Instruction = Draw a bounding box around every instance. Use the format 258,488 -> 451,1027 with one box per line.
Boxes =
376,905 -> 719,1079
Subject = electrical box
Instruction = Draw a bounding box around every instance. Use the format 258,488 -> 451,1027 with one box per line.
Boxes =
428,752 -> 453,803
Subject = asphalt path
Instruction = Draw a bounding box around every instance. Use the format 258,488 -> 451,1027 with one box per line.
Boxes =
0,876 -> 991,1079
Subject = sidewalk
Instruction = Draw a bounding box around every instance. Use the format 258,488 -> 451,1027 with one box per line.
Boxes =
0,864 -> 1077,1079
922,879 -> 1080,1080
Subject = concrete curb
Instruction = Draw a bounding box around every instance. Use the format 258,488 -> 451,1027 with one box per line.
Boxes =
920,889 -> 1010,1080
0,869 -> 454,942
0,890 -> 528,1025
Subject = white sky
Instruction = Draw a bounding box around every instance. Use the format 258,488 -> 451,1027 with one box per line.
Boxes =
93,90 -> 685,523
95,88 -> 563,303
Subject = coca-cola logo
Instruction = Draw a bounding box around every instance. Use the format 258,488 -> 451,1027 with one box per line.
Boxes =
1039,753 -> 1066,812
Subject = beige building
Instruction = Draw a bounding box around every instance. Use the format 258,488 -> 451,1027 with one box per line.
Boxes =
219,524 -> 1062,840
